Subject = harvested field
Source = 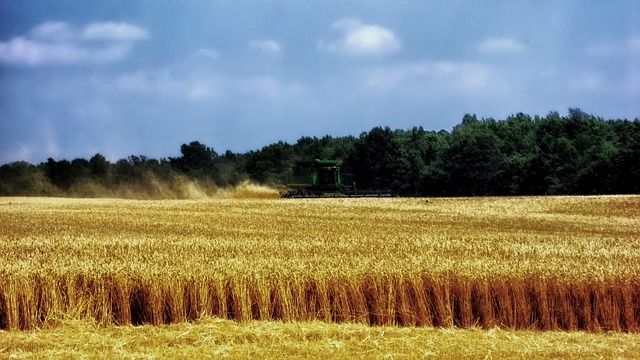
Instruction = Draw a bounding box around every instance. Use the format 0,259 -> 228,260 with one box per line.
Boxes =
3,317 -> 640,359
0,196 -> 639,332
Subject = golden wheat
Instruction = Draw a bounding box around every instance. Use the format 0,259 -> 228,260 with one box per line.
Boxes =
2,317 -> 640,359
0,195 -> 639,331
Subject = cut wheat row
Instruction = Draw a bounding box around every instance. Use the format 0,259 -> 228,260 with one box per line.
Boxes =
1,272 -> 638,331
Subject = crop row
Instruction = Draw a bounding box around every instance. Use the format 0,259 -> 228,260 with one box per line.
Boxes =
2,273 -> 638,331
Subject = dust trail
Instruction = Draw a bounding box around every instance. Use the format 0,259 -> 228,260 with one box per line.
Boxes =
64,173 -> 280,200
214,180 -> 280,199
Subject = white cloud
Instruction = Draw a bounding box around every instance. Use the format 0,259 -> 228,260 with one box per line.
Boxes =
82,22 -> 149,41
585,43 -> 615,56
627,36 -> 640,54
232,75 -> 305,101
319,18 -> 401,56
194,48 -> 220,60
626,69 -> 640,94
569,73 -> 605,92
359,61 -> 493,93
249,40 -> 282,54
0,21 -> 148,66
116,68 -> 204,98
115,57 -> 301,103
0,37 -> 133,66
586,36 -> 640,57
30,22 -> 74,41
477,37 -> 525,54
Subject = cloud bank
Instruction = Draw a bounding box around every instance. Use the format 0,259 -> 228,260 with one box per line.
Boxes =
0,21 -> 149,66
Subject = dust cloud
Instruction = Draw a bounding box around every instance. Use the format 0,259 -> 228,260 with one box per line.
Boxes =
64,173 -> 280,200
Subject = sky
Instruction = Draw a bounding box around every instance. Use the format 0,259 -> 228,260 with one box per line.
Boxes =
1,0 -> 639,164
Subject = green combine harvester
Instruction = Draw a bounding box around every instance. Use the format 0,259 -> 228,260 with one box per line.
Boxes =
280,160 -> 392,198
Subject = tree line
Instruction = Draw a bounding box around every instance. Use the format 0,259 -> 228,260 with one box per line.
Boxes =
1,109 -> 639,197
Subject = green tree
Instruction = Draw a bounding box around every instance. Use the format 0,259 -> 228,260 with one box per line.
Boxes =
42,158 -> 74,190
419,130 -> 451,196
170,141 -> 218,179
492,113 -> 538,195
347,127 -> 404,191
245,141 -> 293,184
89,153 -> 110,178
215,150 -> 247,186
613,119 -> 640,193
445,117 -> 503,196
0,162 -> 51,195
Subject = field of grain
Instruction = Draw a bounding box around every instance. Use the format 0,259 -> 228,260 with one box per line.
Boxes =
3,317 -> 640,359
1,195 -> 639,338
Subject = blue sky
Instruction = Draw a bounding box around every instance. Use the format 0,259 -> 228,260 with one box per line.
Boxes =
1,1 -> 639,164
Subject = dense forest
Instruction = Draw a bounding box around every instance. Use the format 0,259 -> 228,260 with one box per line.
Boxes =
1,109 -> 639,197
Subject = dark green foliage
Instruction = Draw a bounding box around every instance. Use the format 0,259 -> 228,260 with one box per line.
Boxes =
1,110 -> 639,197
347,127 -> 405,191
615,121 -> 640,193
215,150 -> 247,186
168,141 -> 247,185
89,153 -> 109,178
0,161 -> 50,195
42,158 -> 74,190
493,113 -> 538,195
245,141 -> 293,184
170,141 -> 218,179
114,156 -> 145,183
293,135 -> 357,163
445,117 -> 504,196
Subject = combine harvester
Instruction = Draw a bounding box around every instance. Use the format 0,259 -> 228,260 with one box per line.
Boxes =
280,160 -> 392,198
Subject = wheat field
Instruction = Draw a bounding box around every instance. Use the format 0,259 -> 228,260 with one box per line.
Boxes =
1,195 -> 639,341
3,317 -> 640,359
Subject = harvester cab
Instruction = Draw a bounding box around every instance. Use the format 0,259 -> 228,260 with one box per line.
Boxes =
281,159 -> 390,198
